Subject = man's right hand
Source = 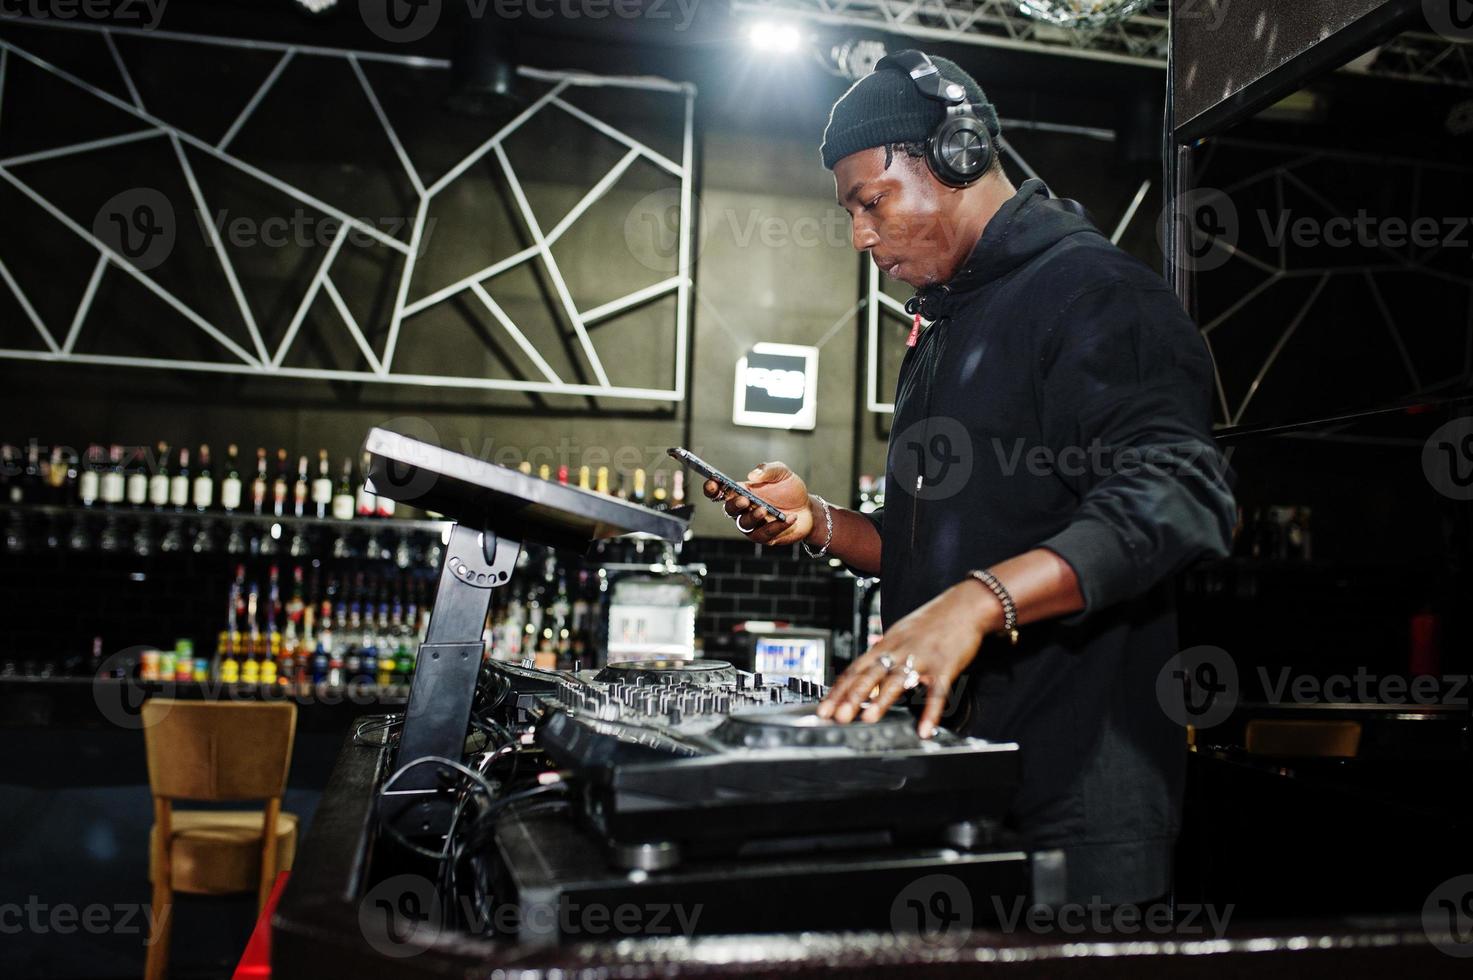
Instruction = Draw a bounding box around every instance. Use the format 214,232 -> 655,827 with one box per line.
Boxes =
703,461 -> 816,546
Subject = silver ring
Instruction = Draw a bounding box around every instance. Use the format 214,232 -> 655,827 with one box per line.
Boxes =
901,667 -> 921,691
877,653 -> 895,672
735,512 -> 759,534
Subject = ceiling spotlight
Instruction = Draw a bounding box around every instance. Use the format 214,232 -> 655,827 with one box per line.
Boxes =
748,20 -> 803,54
291,0 -> 339,15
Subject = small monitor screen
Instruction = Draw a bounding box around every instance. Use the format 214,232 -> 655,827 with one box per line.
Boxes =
753,634 -> 827,685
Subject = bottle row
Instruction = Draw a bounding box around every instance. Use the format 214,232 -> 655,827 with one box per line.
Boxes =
3,442 -> 399,520
1,506 -> 446,565
2,440 -> 696,517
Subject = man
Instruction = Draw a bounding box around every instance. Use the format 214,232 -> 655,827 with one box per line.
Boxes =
702,51 -> 1236,906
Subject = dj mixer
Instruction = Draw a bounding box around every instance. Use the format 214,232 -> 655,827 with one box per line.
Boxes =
492,657 -> 1022,869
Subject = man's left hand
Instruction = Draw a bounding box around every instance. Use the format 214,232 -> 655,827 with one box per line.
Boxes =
817,578 -> 1000,738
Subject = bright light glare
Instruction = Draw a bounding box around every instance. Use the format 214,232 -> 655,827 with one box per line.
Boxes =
748,21 -> 802,54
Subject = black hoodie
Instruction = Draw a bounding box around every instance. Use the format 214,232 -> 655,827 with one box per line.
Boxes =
870,178 -> 1236,905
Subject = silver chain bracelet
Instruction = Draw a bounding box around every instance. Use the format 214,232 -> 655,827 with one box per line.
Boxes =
801,495 -> 834,559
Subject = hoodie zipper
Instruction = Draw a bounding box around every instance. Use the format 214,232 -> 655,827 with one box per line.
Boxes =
904,319 -> 948,563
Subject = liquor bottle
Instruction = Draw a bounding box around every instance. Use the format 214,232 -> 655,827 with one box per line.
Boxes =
537,463 -> 551,482
78,444 -> 102,508
671,471 -> 686,508
293,455 -> 310,518
313,600 -> 332,685
632,468 -> 647,506
613,471 -> 628,500
272,449 -> 289,518
355,453 -> 376,518
577,465 -> 591,490
251,448 -> 268,516
517,461 -> 533,476
596,466 -> 610,495
332,458 -> 354,521
556,465 -> 569,486
375,460 -> 395,518
144,442 -> 166,508
0,445 -> 16,504
652,471 -> 669,511
169,446 -> 190,510
218,630 -> 240,683
21,442 -> 42,503
285,566 -> 305,627
125,447 -> 149,507
192,444 -> 214,512
220,445 -> 243,513
240,629 -> 261,684
260,634 -> 279,685
47,447 -> 74,504
98,445 -> 125,507
312,450 -> 333,519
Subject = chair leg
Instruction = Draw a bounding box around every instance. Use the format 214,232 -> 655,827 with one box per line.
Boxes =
144,879 -> 172,980
259,797 -> 281,914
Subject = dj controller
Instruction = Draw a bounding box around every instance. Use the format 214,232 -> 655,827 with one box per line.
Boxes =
476,657 -> 1062,943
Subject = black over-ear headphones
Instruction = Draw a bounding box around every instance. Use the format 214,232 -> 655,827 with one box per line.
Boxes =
881,50 -> 995,188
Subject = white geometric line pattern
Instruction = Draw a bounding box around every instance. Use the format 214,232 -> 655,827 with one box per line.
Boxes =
0,20 -> 696,402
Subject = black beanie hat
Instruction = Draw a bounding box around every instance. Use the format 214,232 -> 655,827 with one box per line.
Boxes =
820,51 -> 1001,171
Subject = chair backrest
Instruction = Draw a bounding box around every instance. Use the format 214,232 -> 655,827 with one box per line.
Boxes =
141,700 -> 298,801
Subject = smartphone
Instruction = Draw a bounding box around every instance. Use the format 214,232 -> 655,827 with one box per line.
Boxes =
666,447 -> 788,523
